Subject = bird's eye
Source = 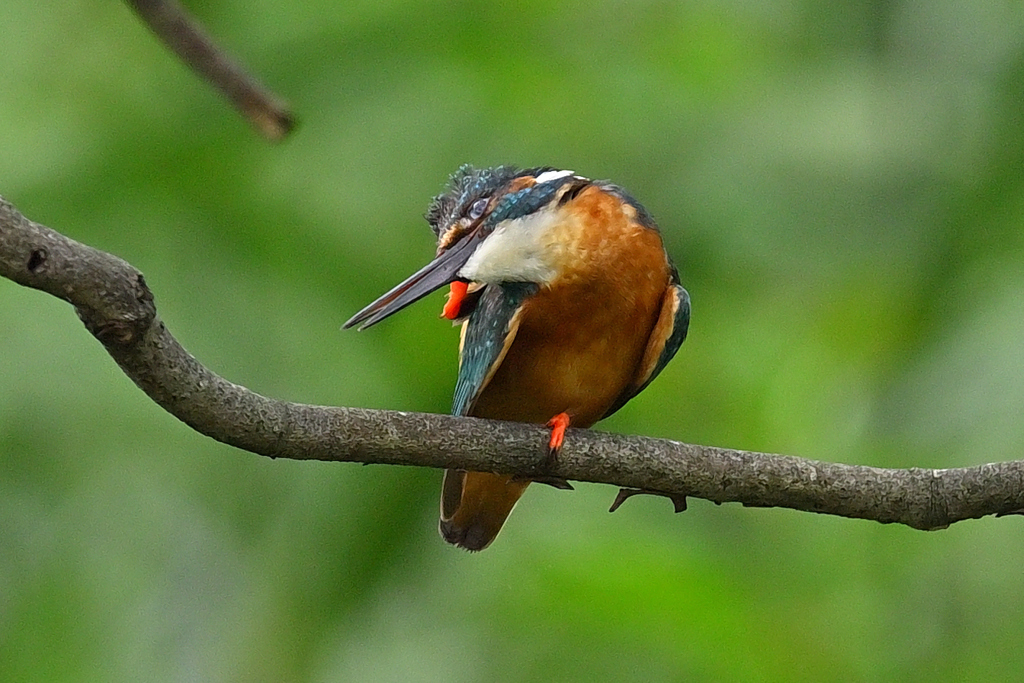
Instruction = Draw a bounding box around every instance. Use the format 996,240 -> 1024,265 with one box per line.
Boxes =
468,198 -> 488,220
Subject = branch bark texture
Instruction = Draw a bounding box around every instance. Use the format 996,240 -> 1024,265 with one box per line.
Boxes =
2,195 -> 1023,531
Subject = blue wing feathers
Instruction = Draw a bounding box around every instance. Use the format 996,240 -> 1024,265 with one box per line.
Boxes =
452,278 -> 688,420
654,284 -> 690,379
452,283 -> 537,416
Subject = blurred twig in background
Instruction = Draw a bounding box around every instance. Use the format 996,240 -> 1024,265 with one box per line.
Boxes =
126,0 -> 295,140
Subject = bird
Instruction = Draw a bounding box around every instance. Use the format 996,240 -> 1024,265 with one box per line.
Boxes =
345,165 -> 690,551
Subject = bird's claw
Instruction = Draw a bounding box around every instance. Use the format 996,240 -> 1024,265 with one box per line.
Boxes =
609,488 -> 688,513
533,476 -> 574,490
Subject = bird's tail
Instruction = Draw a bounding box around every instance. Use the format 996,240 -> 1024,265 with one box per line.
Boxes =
439,470 -> 530,551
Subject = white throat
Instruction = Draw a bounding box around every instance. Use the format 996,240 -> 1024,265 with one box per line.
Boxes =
457,206 -> 564,285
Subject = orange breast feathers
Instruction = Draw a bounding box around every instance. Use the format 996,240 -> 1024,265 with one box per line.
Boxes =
467,185 -> 672,427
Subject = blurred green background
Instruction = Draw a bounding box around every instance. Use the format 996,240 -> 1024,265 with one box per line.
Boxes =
3,0 -> 1024,681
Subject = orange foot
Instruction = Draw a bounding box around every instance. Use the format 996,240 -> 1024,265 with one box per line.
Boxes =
546,412 -> 571,456
442,281 -> 469,320
516,412 -> 573,490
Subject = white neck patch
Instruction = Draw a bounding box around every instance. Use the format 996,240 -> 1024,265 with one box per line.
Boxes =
457,205 -> 563,285
534,169 -> 574,184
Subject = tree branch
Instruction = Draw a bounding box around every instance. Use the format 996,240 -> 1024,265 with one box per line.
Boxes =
2,195 -> 1023,531
126,0 -> 295,140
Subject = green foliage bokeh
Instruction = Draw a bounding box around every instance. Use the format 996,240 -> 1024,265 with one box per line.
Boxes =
3,1 -> 1024,681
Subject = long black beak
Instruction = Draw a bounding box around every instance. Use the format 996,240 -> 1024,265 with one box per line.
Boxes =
343,228 -> 486,330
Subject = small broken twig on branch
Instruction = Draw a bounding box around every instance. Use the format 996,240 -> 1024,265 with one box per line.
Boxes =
126,0 -> 295,140
2,194 -> 1024,530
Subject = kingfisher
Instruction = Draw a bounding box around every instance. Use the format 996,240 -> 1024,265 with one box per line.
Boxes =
345,165 -> 690,551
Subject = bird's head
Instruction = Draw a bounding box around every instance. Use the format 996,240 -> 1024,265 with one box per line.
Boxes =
344,165 -> 596,330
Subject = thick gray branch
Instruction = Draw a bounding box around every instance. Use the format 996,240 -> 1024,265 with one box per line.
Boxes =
126,0 -> 295,140
2,195 -> 1023,530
